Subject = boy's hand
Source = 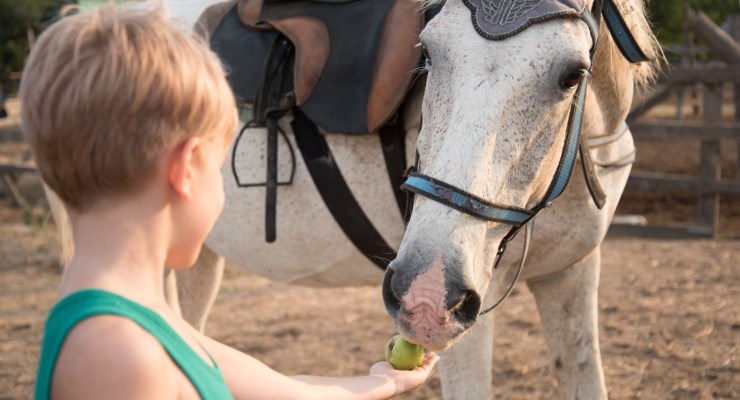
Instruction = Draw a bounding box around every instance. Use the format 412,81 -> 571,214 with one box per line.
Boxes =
369,352 -> 439,395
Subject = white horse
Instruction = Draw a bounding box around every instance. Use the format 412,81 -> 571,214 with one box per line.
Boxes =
374,1 -> 660,397
49,0 -> 661,398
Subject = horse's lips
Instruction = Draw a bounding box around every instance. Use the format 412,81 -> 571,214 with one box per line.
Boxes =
396,315 -> 467,351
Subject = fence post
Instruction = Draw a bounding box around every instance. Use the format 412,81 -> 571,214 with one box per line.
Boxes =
678,4 -> 698,119
737,82 -> 740,176
736,86 -> 739,174
726,14 -> 740,175
698,83 -> 722,237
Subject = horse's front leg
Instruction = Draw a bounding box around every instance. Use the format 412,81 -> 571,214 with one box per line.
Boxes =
174,245 -> 226,332
438,288 -> 495,399
527,249 -> 607,400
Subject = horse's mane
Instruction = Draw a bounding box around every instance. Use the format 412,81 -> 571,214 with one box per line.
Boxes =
418,0 -> 664,91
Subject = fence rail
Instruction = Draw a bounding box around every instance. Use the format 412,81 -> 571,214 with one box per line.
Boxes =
630,120 -> 740,140
668,65 -> 740,84
627,172 -> 740,195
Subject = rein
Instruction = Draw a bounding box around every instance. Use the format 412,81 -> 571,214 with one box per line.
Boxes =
401,0 -> 647,315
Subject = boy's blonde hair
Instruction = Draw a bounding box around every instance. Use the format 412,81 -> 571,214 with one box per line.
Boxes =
21,6 -> 238,211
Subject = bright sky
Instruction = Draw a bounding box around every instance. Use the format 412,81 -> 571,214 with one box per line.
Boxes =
78,0 -> 226,29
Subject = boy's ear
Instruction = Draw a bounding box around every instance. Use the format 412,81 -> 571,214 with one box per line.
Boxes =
168,137 -> 201,201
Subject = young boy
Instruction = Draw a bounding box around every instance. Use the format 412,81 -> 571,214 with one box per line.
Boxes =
22,6 -> 438,399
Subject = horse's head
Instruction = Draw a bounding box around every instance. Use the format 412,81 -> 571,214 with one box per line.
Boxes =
382,0 -> 660,350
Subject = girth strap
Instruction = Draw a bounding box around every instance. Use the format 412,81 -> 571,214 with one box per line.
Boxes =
291,110 -> 395,270
379,110 -> 408,219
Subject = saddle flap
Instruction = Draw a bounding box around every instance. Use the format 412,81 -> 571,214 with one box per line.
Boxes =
269,17 -> 330,107
367,0 -> 424,132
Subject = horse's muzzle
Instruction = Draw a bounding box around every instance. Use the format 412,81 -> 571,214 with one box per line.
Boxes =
382,259 -> 481,347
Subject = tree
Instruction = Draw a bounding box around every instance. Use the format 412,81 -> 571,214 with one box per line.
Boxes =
0,0 -> 69,92
646,0 -> 740,44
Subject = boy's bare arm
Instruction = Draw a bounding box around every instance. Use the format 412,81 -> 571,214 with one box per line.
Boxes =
197,331 -> 438,400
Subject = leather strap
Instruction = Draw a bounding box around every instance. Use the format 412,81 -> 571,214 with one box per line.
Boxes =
602,0 -> 649,63
402,150 -> 420,225
479,219 -> 533,315
265,119 -> 279,242
579,136 -> 607,209
402,172 -> 534,226
291,110 -> 395,270
535,73 -> 592,210
379,110 -> 408,219
254,36 -> 295,242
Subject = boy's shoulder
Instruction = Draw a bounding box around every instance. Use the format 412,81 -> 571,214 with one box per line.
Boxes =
51,314 -> 179,399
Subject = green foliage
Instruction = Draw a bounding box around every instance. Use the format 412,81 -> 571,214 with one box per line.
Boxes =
646,0 -> 740,44
0,0 -> 69,84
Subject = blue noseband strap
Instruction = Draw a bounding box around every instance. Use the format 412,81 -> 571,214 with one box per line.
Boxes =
401,73 -> 590,227
401,9 -> 596,226
402,173 -> 535,225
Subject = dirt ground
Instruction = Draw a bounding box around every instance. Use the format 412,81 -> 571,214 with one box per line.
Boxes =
1,94 -> 739,399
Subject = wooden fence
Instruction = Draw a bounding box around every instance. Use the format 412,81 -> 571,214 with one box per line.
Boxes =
611,6 -> 740,238
0,163 -> 36,210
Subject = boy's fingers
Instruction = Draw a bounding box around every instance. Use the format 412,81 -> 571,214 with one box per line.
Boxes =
415,352 -> 439,372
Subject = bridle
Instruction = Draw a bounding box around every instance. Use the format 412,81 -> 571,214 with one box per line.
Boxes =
401,0 -> 649,315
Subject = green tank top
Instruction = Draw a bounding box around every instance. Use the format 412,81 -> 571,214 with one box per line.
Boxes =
34,289 -> 233,400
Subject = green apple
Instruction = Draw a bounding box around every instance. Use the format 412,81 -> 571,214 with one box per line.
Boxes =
384,334 -> 425,370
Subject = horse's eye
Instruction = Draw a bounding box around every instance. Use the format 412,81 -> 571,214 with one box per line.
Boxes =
422,45 -> 432,68
560,69 -> 586,90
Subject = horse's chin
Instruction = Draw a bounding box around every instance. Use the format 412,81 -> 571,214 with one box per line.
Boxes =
397,324 -> 468,351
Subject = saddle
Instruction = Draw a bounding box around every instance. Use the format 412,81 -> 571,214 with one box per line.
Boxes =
207,0 -> 439,267
210,0 -> 425,134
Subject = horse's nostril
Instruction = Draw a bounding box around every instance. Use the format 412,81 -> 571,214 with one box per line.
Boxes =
446,290 -> 468,312
382,267 -> 401,317
449,289 -> 480,325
